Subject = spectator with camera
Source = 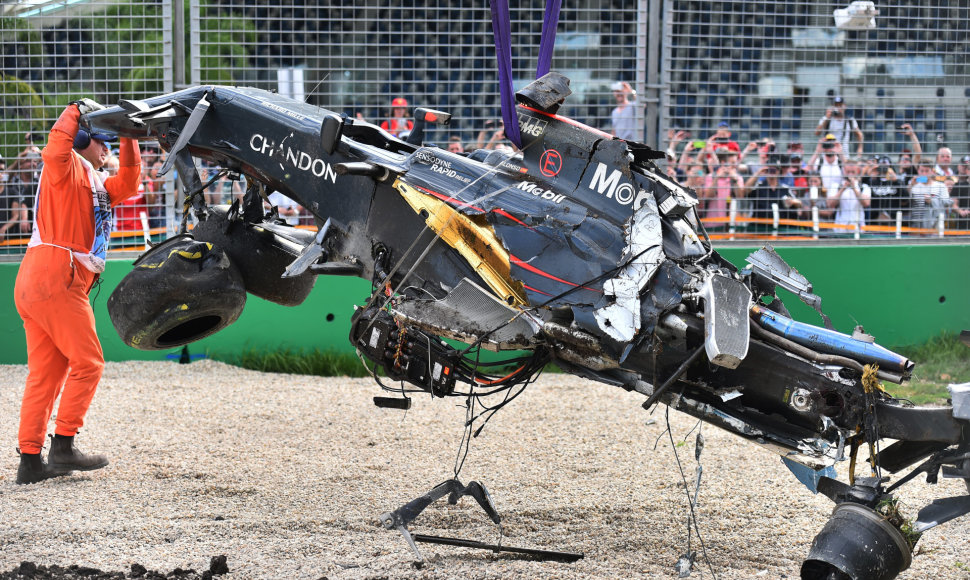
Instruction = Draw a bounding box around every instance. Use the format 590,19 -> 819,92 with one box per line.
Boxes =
865,156 -> 905,226
777,153 -> 806,189
741,138 -> 775,175
828,159 -> 870,232
706,121 -> 741,153
475,119 -> 511,151
746,157 -> 802,228
0,150 -> 42,240
895,124 -> 922,184
666,129 -> 693,168
815,95 -> 864,157
809,134 -> 846,194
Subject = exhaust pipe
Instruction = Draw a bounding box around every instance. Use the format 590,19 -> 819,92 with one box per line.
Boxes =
801,503 -> 912,580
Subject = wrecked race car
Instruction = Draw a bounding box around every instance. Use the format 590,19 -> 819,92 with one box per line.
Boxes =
86,73 -> 970,579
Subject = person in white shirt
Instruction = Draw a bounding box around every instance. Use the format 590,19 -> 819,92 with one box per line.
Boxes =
610,81 -> 637,141
827,159 -> 870,231
266,191 -> 302,226
815,96 -> 864,157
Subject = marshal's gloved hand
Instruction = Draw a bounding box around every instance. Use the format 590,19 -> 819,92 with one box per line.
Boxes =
71,98 -> 105,116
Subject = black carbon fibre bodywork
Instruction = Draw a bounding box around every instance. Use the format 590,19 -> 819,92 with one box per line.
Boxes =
89,75 -> 969,579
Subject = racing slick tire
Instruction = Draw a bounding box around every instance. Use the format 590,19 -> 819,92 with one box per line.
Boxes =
107,235 -> 246,350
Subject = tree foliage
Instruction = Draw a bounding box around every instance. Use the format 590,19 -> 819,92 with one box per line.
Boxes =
1,1 -> 256,160
0,75 -> 46,161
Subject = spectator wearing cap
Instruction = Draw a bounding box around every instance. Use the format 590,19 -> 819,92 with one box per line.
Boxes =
783,152 -> 809,191
610,81 -> 636,141
706,121 -> 741,153
815,96 -> 864,157
865,156 -> 904,226
934,147 -> 954,178
380,97 -> 413,138
809,134 -> 846,194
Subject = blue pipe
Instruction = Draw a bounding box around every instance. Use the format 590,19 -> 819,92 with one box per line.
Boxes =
752,306 -> 914,374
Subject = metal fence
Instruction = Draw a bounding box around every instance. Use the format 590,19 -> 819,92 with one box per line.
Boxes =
661,0 -> 970,240
1,0 -> 645,254
2,0 -> 969,256
1,0 -> 174,251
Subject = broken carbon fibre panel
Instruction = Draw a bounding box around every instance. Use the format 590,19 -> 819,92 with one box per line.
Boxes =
592,194 -> 665,343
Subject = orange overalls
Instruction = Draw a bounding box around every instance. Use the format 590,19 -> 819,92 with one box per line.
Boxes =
15,105 -> 141,455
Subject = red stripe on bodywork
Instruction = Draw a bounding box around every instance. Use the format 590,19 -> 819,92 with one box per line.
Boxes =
509,254 -> 602,293
493,209 -> 528,227
519,105 -> 614,140
522,283 -> 553,296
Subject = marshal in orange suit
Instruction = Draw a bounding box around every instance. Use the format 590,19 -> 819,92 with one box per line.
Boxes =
14,99 -> 141,484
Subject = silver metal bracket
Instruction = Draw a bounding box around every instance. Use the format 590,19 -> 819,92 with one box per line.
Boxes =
282,218 -> 331,278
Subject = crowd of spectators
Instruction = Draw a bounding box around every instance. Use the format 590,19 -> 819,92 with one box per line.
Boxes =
664,107 -> 970,236
0,137 -> 180,246
3,90 -> 970,250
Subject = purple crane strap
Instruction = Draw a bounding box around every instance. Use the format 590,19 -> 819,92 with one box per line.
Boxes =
489,0 -> 560,149
536,0 -> 561,78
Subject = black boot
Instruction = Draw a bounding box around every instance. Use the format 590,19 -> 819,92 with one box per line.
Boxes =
48,434 -> 109,472
16,450 -> 72,485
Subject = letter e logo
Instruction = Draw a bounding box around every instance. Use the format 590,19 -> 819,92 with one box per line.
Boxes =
540,149 -> 563,177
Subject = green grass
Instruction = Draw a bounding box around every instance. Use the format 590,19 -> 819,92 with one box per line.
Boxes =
209,333 -> 970,407
212,348 -> 370,378
891,332 -> 970,405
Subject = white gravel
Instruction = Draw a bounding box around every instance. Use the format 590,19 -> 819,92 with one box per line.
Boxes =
1,360 -> 968,579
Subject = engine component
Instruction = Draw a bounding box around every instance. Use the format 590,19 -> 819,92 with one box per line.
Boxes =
350,307 -> 457,397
